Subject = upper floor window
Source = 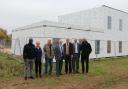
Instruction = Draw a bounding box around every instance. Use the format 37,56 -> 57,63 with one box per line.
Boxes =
107,16 -> 112,30
119,19 -> 123,31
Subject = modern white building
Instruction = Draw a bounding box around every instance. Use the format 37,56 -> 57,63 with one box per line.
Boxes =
12,5 -> 128,58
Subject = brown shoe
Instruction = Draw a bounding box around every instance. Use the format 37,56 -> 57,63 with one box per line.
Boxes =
24,77 -> 27,80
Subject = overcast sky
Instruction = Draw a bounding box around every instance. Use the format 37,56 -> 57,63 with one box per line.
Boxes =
0,0 -> 128,34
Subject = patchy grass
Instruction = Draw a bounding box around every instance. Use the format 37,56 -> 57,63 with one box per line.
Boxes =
0,53 -> 24,80
1,53 -> 128,89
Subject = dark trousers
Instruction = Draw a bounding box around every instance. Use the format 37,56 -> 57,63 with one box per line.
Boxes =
24,59 -> 34,77
56,60 -> 60,77
81,56 -> 89,73
59,57 -> 63,74
44,58 -> 53,75
35,60 -> 42,76
72,53 -> 79,73
65,55 -> 72,74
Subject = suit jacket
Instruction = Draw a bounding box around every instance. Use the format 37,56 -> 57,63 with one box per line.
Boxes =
73,43 -> 80,57
43,44 -> 54,59
54,44 -> 62,60
23,43 -> 36,60
63,42 -> 73,56
80,41 -> 92,59
35,47 -> 42,61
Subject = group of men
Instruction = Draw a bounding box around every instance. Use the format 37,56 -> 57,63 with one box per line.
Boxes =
23,38 -> 92,80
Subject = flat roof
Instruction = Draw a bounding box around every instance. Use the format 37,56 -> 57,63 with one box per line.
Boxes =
12,20 -> 103,33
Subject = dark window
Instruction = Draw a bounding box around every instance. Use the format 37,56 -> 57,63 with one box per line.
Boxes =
95,40 -> 100,54
107,40 -> 111,53
107,16 -> 112,29
119,41 -> 122,53
119,19 -> 123,31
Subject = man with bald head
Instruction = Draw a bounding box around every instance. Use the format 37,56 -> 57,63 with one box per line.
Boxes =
63,38 -> 73,74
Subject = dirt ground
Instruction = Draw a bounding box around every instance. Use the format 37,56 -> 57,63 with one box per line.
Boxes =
1,74 -> 128,89
0,75 -> 104,89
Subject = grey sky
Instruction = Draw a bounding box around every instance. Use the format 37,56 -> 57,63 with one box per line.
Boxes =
0,0 -> 128,33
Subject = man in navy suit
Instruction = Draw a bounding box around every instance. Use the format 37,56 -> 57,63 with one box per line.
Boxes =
54,40 -> 63,77
59,40 -> 64,75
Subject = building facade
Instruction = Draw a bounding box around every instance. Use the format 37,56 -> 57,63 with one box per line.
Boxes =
12,5 -> 128,59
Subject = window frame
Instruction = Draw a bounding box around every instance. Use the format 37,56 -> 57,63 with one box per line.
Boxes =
119,19 -> 123,31
107,16 -> 112,30
107,40 -> 111,54
95,40 -> 100,54
119,41 -> 122,53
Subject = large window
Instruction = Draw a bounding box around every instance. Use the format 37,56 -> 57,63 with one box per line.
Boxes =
107,40 -> 111,53
95,40 -> 100,54
107,16 -> 112,29
119,19 -> 123,31
119,41 -> 122,53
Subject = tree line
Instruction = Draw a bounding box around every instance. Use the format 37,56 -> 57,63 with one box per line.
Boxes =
0,28 -> 11,40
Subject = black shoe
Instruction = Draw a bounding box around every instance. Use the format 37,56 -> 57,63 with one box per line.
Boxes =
73,71 -> 76,74
36,74 -> 38,78
60,73 -> 63,75
30,76 -> 34,79
76,71 -> 80,74
49,73 -> 52,75
39,75 -> 42,78
24,77 -> 27,80
69,72 -> 72,74
56,75 -> 59,77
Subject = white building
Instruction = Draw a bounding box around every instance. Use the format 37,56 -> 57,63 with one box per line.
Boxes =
12,5 -> 128,58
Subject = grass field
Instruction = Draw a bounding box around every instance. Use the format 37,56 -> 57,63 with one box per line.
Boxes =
1,53 -> 128,89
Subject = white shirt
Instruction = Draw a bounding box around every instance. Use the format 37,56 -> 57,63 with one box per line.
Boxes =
66,43 -> 69,55
75,43 -> 78,53
59,44 -> 63,56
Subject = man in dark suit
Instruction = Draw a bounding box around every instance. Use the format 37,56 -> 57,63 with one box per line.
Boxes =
54,40 -> 62,77
63,39 -> 73,74
59,40 -> 64,75
80,39 -> 92,75
72,39 -> 80,74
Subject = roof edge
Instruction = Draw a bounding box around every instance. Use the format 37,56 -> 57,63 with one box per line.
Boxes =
102,5 -> 128,15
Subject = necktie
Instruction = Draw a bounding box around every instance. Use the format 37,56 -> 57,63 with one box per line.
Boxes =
61,46 -> 63,56
50,45 -> 51,56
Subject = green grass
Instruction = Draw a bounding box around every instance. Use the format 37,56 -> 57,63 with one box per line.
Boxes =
0,53 -> 24,80
1,53 -> 128,89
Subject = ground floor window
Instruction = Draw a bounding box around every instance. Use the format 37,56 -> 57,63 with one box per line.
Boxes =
119,41 -> 122,53
95,40 -> 100,54
107,40 -> 111,54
